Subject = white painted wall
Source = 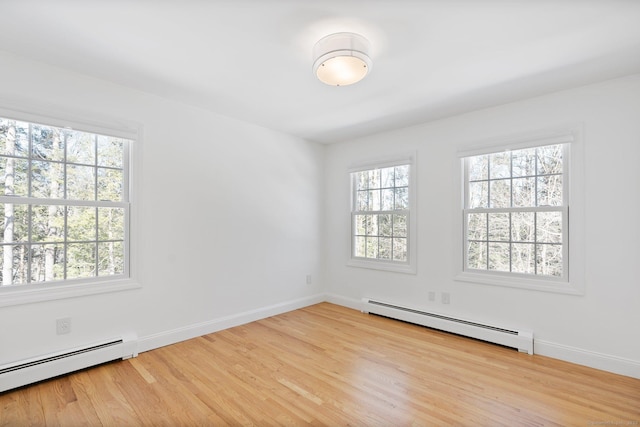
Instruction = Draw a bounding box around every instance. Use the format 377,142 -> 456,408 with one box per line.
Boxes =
0,52 -> 325,365
325,74 -> 640,377
1,50 -> 638,379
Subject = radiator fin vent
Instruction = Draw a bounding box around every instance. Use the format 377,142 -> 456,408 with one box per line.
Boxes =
363,298 -> 533,354
0,332 -> 137,393
0,340 -> 123,376
369,300 -> 517,335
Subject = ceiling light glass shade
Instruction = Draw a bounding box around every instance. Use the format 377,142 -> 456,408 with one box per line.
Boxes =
313,32 -> 372,86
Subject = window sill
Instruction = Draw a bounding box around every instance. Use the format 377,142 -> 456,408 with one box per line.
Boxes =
348,258 -> 416,274
454,270 -> 583,295
0,278 -> 142,308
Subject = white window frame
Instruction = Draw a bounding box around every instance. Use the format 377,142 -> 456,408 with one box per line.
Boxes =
0,103 -> 141,307
347,154 -> 417,274
454,127 -> 585,295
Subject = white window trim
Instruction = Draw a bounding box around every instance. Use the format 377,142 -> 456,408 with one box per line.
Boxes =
0,102 -> 142,307
347,154 -> 417,274
453,125 -> 585,295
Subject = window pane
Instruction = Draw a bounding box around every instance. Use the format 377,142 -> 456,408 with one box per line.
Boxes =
67,131 -> 95,165
488,242 -> 510,272
512,177 -> 535,207
30,244 -> 65,282
537,145 -> 563,175
511,211 -> 534,242
365,214 -> 378,236
67,243 -> 96,279
98,207 -> 125,241
393,214 -> 407,237
378,237 -> 392,260
467,213 -> 487,241
468,155 -> 488,181
0,157 -> 29,196
354,236 -> 366,257
380,167 -> 394,188
355,172 -> 368,192
97,168 -> 123,202
489,179 -> 511,208
31,205 -> 64,243
356,190 -> 368,211
354,214 -> 366,235
0,119 -> 29,157
0,244 -> 28,285
367,189 -> 380,211
380,188 -> 394,211
368,169 -> 380,189
365,237 -> 378,258
536,211 -> 562,244
488,213 -> 510,241
0,203 -> 29,243
537,175 -> 562,206
537,244 -> 562,277
467,241 -> 487,270
379,214 -> 392,237
468,181 -> 488,208
512,148 -> 536,177
67,164 -> 96,201
395,187 -> 408,209
512,243 -> 535,274
394,165 -> 409,187
67,206 -> 96,242
31,161 -> 64,199
489,152 -> 510,179
97,136 -> 124,168
392,238 -> 407,262
98,241 -> 124,276
32,126 -> 64,161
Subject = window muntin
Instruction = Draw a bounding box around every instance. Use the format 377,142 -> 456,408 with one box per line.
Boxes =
0,117 -> 130,287
351,164 -> 410,264
463,144 -> 567,279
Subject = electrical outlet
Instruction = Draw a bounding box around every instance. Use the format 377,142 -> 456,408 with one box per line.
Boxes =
306,274 -> 312,285
428,291 -> 435,302
441,292 -> 450,305
56,318 -> 71,335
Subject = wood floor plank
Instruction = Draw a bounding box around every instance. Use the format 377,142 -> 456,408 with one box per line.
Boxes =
1,302 -> 639,426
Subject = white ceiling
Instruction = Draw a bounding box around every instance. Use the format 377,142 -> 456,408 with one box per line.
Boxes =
2,0 -> 640,144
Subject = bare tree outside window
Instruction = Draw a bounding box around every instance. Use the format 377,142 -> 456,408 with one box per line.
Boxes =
464,144 -> 566,279
0,117 -> 130,287
352,164 -> 410,264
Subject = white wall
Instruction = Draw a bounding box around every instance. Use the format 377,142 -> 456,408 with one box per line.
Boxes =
324,74 -> 640,378
0,52 -> 325,365
1,50 -> 638,379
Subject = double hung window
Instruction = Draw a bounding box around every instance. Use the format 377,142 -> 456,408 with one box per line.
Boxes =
350,158 -> 415,273
0,116 -> 131,288
457,128 -> 584,293
464,144 -> 567,278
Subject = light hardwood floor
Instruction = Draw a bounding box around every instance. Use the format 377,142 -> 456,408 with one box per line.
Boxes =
1,303 -> 639,426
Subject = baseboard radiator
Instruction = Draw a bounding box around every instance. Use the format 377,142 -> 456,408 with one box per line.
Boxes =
362,298 -> 533,354
0,332 -> 138,393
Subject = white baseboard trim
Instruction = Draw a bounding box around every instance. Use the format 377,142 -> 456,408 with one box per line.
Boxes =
535,340 -> 640,379
324,293 -> 363,311
138,293 -> 325,353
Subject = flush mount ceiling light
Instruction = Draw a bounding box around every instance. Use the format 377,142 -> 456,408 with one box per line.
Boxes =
313,32 -> 372,86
